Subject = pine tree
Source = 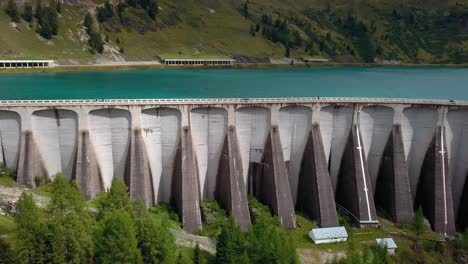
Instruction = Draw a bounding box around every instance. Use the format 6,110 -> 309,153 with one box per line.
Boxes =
0,239 -> 14,264
243,2 -> 248,18
14,193 -> 46,264
47,175 -> 95,264
5,0 -> 20,22
132,200 -> 176,263
56,0 -> 61,14
35,0 -> 43,22
22,3 -> 33,23
147,0 -> 158,19
95,210 -> 142,263
216,216 -> 246,264
414,206 -> 425,241
194,243 -> 202,264
84,12 -> 93,33
97,177 -> 131,215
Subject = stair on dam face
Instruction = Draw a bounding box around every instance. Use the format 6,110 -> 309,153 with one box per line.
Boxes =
2,102 -> 468,234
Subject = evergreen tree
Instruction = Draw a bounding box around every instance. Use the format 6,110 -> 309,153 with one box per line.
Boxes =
147,0 -> 158,20
47,175 -> 95,264
216,216 -> 246,264
5,0 -> 20,22
35,0 -> 43,22
22,3 -> 33,23
194,243 -> 202,264
414,206 -> 425,241
250,24 -> 256,36
84,12 -> 93,33
14,193 -> 46,264
56,0 -> 61,14
95,210 -> 142,264
117,2 -> 126,22
97,1 -> 114,22
243,2 -> 248,18
97,177 -> 131,215
132,200 -> 176,264
127,0 -> 137,8
0,239 -> 14,264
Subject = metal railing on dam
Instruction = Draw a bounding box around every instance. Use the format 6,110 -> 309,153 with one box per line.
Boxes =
0,96 -> 466,107
0,97 -> 467,234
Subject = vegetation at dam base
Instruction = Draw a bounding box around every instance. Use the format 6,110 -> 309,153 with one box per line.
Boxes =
1,169 -> 468,263
1,0 -> 467,65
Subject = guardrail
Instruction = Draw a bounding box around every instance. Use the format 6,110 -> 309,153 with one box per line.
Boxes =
0,97 -> 465,107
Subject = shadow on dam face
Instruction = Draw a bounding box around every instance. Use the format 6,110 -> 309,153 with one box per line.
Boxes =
190,107 -> 227,201
32,109 -> 78,180
0,110 -> 21,172
89,108 -> 131,190
141,107 -> 181,204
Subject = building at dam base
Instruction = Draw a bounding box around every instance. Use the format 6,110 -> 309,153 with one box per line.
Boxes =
0,98 -> 467,235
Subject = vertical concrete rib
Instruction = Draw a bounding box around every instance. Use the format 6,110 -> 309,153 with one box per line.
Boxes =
297,107 -> 338,227
256,106 -> 296,229
446,109 -> 468,224
32,109 -> 78,180
319,106 -> 353,193
141,108 -> 181,203
278,106 -> 312,205
0,110 -> 21,172
191,108 -> 227,200
216,106 -> 251,231
374,105 -> 414,224
172,106 -> 202,232
128,107 -> 153,207
336,108 -> 378,227
16,108 -> 47,187
417,108 -> 455,234
75,108 -> 102,199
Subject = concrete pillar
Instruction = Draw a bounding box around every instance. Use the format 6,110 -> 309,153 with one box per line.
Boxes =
297,106 -> 339,227
374,105 -> 414,224
335,107 -> 378,228
172,106 -> 202,232
128,107 -> 153,207
256,105 -> 296,229
75,107 -> 102,199
215,106 -> 251,231
16,108 -> 47,187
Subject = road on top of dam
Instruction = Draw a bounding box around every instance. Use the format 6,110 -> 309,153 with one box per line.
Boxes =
0,67 -> 467,100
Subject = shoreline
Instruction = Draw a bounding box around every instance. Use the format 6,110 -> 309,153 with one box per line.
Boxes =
0,61 -> 467,74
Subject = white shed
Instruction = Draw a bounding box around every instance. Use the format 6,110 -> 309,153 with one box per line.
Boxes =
376,238 -> 398,255
309,226 -> 348,244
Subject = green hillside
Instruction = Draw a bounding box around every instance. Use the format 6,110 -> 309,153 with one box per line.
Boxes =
1,0 -> 467,64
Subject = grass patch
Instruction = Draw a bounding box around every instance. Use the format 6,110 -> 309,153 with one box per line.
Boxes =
200,199 -> 228,238
148,203 -> 182,231
31,182 -> 53,197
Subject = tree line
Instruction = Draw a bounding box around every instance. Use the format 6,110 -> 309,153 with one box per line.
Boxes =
2,175 -> 176,264
0,173 -> 299,264
5,0 -> 60,39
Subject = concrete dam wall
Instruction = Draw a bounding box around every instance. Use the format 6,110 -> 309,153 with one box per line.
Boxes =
1,98 -> 467,234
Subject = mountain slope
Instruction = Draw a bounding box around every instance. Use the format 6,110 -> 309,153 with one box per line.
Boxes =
1,0 -> 467,64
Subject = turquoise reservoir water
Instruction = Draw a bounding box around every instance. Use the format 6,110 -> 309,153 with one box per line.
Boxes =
0,67 -> 467,100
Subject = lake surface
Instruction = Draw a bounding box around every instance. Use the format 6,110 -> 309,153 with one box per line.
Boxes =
0,67 -> 467,100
